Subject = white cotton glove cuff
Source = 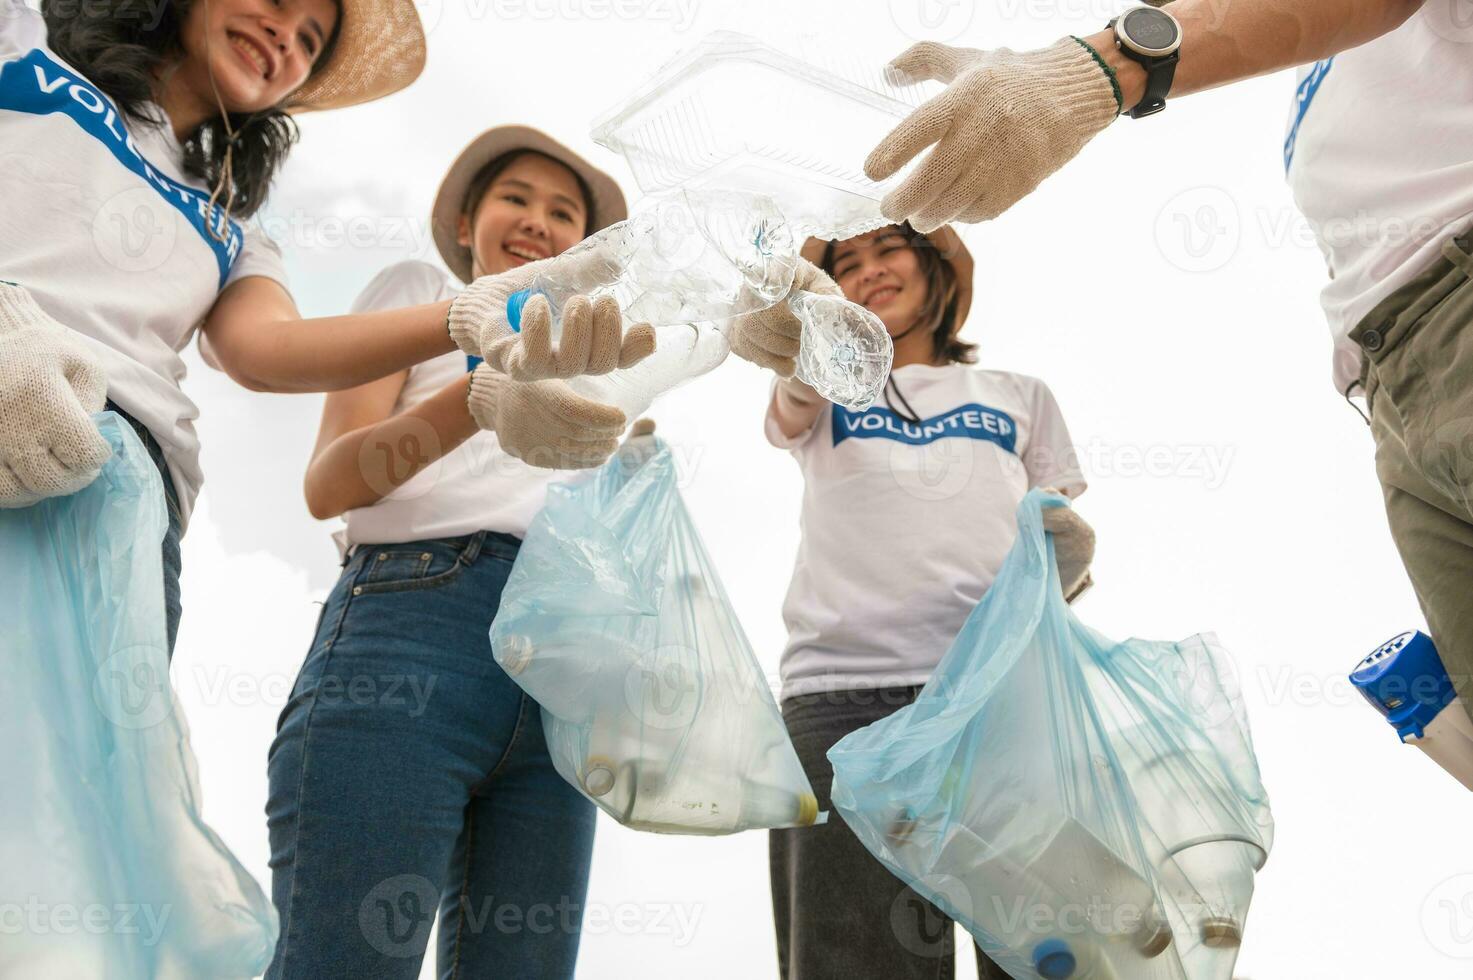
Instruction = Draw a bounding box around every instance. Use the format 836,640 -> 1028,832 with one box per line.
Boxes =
446,261 -> 541,357
0,282 -> 111,506
467,364 -> 628,470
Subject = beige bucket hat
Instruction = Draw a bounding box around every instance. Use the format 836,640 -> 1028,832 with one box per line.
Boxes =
802,223 -> 975,330
431,125 -> 629,283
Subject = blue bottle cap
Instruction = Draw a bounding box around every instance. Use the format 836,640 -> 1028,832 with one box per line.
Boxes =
1033,938 -> 1077,979
505,287 -> 535,333
1349,631 -> 1454,741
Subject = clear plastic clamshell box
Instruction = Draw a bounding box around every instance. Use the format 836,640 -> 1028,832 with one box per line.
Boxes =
591,31 -> 939,242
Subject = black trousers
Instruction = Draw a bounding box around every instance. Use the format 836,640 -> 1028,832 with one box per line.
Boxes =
769,686 -> 1010,980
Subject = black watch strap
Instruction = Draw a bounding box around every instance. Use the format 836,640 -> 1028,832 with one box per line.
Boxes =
1130,50 -> 1178,118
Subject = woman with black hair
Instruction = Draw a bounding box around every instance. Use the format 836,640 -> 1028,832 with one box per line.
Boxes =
726,224 -> 1098,979
0,0 -> 647,655
264,126 -> 635,979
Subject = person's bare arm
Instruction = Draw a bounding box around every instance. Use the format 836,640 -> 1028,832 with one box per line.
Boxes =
304,371 -> 478,520
769,377 -> 827,441
202,276 -> 456,394
1086,0 -> 1426,108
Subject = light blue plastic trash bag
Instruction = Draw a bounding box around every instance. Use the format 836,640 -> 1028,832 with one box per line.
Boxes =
0,412 -> 277,979
490,435 -> 824,834
828,489 -> 1273,980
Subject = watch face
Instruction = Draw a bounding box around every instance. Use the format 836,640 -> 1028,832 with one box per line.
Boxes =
1121,7 -> 1181,54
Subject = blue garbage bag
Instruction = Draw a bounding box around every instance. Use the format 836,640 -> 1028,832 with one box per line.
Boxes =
0,412 -> 277,978
828,489 -> 1273,980
490,435 -> 823,835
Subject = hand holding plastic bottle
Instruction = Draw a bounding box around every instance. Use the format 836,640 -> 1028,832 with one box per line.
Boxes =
726,258 -> 841,378
447,255 -> 656,380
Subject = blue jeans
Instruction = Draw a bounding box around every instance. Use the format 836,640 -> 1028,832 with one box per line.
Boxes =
107,402 -> 183,658
265,531 -> 596,980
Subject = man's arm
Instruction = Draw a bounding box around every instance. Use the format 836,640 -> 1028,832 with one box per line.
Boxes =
1087,0 -> 1427,109
868,0 -> 1429,230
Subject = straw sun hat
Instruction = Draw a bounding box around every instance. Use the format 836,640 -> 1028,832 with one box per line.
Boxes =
288,0 -> 427,111
431,125 -> 629,284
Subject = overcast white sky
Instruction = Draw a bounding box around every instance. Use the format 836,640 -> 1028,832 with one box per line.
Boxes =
163,1 -> 1473,978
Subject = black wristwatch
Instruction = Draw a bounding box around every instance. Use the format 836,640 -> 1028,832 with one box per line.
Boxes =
1107,5 -> 1182,118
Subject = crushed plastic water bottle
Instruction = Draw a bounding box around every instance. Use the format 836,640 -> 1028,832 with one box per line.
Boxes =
507,187 -> 892,415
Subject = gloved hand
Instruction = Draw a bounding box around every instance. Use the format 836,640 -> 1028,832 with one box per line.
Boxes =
1041,492 -> 1095,602
0,283 -> 111,507
616,417 -> 660,469
726,259 -> 843,378
448,259 -> 656,381
865,38 -> 1120,232
467,363 -> 627,470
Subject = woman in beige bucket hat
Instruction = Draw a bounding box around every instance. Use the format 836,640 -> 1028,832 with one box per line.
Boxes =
266,126 -> 640,978
723,224 -> 1098,978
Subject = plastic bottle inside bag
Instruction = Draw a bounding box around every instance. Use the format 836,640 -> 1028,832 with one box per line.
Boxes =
506,188 -> 891,414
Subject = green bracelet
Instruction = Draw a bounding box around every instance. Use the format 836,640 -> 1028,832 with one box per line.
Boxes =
1070,35 -> 1123,115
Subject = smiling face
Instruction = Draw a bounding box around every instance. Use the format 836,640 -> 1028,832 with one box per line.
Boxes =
174,0 -> 338,115
829,227 -> 929,338
457,152 -> 590,278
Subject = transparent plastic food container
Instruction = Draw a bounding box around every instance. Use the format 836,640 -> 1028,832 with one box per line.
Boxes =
591,31 -> 939,242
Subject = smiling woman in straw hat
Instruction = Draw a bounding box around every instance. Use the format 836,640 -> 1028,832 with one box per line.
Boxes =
265,125 -> 637,979
723,224 -> 1097,978
0,0 -> 650,660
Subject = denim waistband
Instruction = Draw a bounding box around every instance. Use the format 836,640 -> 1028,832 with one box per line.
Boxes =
344,529 -> 523,570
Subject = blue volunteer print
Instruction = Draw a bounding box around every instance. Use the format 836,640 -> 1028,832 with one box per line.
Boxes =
832,402 -> 1018,455
467,354 -> 483,372
0,49 -> 244,287
1284,58 -> 1333,173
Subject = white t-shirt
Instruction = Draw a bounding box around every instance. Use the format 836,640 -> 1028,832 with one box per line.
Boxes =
1284,2 -> 1473,395
767,363 -> 1086,701
0,0 -> 290,526
336,261 -> 564,551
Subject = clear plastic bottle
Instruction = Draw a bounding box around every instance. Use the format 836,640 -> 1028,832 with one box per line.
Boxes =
505,188 -> 892,414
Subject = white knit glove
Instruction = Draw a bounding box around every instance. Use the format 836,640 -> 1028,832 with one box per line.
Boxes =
467,364 -> 628,470
726,259 -> 843,378
448,258 -> 656,381
1041,493 -> 1096,602
0,283 -> 111,507
865,38 -> 1121,232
